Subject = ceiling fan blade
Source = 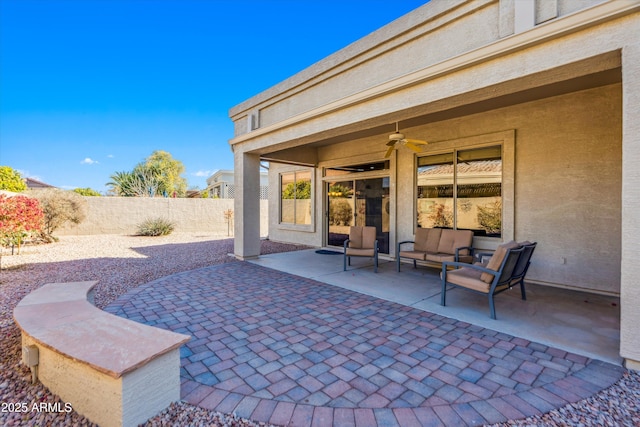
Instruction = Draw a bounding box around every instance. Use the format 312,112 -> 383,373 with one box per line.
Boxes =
384,145 -> 395,158
386,140 -> 397,146
405,138 -> 428,145
405,142 -> 422,153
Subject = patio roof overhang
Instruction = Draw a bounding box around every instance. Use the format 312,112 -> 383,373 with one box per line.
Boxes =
229,1 -> 635,162
251,53 -> 621,166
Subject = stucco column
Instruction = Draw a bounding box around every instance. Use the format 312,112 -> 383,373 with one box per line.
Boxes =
233,151 -> 261,260
621,42 -> 640,371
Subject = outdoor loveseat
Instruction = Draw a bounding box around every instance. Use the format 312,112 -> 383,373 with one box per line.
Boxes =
440,241 -> 537,319
396,228 -> 474,272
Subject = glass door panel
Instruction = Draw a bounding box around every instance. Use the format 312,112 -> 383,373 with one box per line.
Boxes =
327,181 -> 354,247
327,178 -> 390,254
355,178 -> 390,253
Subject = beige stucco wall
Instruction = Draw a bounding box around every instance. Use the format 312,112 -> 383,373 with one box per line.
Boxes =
394,84 -> 622,294
22,333 -> 180,427
620,41 -> 640,368
56,197 -> 268,237
268,84 -> 622,294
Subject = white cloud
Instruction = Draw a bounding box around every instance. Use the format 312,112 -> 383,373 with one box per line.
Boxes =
192,170 -> 213,177
107,154 -> 114,158
81,158 -> 99,165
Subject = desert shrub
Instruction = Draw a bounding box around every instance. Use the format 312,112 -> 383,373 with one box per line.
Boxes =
425,202 -> 453,228
137,217 -> 175,236
477,198 -> 502,236
32,189 -> 88,237
329,198 -> 353,226
0,194 -> 44,253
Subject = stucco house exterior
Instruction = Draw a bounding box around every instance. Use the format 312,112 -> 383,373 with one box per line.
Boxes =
228,0 -> 640,370
205,169 -> 269,199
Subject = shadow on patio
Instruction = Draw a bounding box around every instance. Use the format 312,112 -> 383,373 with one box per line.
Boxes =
249,249 -> 621,366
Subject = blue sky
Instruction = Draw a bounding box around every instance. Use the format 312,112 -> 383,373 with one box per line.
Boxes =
0,0 -> 426,193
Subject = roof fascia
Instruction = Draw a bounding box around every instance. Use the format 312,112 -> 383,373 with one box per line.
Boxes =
230,0 -> 639,147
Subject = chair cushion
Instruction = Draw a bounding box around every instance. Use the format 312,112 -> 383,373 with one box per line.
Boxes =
362,226 -> 377,249
480,240 -> 519,283
445,267 -> 491,293
346,248 -> 375,257
414,228 -> 442,253
349,226 -> 363,249
399,250 -> 426,261
437,229 -> 473,256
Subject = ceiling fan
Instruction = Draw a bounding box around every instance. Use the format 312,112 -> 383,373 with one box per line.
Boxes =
385,122 -> 428,158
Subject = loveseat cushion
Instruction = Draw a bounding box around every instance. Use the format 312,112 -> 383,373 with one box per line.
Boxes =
414,228 -> 442,253
480,240 -> 519,283
399,250 -> 427,261
436,229 -> 473,256
426,253 -> 474,264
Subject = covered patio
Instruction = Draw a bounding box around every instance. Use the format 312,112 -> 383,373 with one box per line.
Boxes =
229,0 -> 640,370
250,250 -> 621,365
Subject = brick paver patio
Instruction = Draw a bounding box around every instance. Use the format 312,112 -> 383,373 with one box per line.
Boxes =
105,262 -> 623,426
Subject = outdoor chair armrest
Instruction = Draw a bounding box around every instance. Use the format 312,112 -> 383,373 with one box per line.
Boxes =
397,240 -> 415,249
441,261 -> 497,276
454,246 -> 474,262
343,239 -> 351,249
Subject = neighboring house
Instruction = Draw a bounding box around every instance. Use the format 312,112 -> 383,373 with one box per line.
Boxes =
228,1 -> 640,370
25,177 -> 55,189
205,169 -> 268,199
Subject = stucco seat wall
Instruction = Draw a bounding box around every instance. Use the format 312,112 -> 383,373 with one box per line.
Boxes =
13,281 -> 190,427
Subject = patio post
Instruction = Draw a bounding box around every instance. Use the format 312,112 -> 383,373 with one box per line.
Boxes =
233,151 -> 261,260
620,41 -> 640,371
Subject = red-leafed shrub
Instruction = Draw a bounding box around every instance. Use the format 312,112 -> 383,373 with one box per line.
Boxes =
0,194 -> 44,253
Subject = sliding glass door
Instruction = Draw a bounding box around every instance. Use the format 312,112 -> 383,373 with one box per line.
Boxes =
327,177 -> 390,253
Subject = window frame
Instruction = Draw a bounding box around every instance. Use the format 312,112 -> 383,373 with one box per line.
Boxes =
415,130 -> 515,248
278,168 -> 315,231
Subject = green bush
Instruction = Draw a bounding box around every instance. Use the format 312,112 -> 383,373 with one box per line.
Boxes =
73,187 -> 101,196
136,218 -> 175,236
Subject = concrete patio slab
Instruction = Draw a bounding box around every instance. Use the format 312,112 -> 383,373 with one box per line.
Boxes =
250,249 -> 621,365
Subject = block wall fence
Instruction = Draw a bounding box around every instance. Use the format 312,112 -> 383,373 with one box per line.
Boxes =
56,197 -> 269,237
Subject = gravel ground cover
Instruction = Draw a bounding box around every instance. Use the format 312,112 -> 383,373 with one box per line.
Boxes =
0,233 -> 638,426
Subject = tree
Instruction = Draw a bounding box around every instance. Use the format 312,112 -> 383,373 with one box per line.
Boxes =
74,187 -> 101,196
106,150 -> 188,197
0,166 -> 27,192
282,180 -> 311,199
32,189 -> 87,238
107,168 -> 160,197
0,194 -> 44,253
144,150 -> 188,197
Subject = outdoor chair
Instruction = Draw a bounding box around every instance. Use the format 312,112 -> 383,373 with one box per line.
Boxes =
440,241 -> 525,319
344,226 -> 379,273
506,242 -> 537,299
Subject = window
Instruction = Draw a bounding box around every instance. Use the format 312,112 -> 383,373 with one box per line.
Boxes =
280,170 -> 312,225
417,145 -> 502,237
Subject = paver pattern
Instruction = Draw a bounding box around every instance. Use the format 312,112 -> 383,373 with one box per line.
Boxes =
106,262 -> 623,426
